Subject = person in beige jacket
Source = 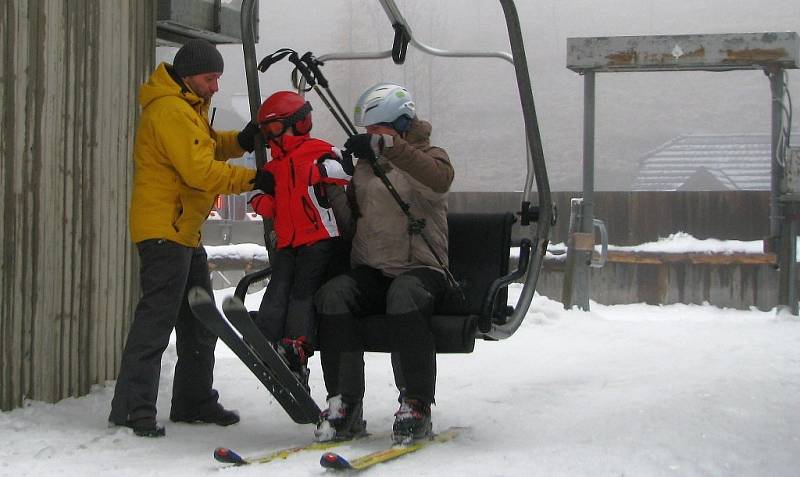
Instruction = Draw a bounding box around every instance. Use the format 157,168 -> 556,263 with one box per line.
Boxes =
313,83 -> 454,445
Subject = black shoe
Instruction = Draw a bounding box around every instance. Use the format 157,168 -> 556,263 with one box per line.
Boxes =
113,418 -> 166,438
133,423 -> 166,437
392,398 -> 432,444
170,405 -> 240,426
314,395 -> 367,442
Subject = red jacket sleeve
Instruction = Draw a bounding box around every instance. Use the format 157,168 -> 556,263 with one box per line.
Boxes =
249,193 -> 275,218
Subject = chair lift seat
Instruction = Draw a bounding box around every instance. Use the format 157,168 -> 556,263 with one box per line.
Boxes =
234,212 -> 518,354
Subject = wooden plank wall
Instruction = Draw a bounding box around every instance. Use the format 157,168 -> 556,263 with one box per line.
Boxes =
537,253 -> 779,311
0,0 -> 154,411
447,190 -> 770,245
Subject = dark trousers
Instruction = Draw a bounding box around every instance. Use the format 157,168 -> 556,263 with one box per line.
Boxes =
315,266 -> 446,405
255,239 -> 335,346
109,239 -> 220,425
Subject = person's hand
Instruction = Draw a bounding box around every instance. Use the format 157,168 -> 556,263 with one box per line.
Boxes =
237,121 -> 260,152
344,133 -> 379,163
333,147 -> 355,175
251,169 -> 275,195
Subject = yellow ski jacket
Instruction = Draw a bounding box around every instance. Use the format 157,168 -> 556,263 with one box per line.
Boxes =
129,63 -> 256,247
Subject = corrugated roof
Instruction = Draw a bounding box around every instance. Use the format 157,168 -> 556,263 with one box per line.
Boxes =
631,133 -> 791,191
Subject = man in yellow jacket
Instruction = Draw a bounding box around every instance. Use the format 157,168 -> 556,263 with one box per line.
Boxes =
109,39 -> 266,437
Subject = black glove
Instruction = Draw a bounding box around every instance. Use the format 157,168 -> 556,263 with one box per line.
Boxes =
338,149 -> 355,175
344,133 -> 378,163
237,121 -> 260,152
252,169 -> 275,195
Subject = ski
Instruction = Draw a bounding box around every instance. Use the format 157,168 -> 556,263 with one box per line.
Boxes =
221,295 -> 320,421
187,287 -> 318,424
213,432 -> 385,466
214,440 -> 340,466
319,427 -> 463,471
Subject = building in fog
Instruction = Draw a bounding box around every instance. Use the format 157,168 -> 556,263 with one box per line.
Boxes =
632,133 -> 787,191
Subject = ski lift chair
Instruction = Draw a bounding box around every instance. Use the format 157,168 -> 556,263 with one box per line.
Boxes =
236,0 -> 553,348
234,212 -> 532,353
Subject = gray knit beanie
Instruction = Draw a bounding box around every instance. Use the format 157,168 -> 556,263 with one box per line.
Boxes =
173,39 -> 224,77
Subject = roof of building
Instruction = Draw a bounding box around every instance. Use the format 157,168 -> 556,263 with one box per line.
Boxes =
631,133 -> 787,191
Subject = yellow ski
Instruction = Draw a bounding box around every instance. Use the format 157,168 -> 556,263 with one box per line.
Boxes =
215,432 -> 380,466
320,427 -> 463,471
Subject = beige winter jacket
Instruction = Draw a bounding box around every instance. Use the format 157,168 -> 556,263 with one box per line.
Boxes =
349,118 -> 454,277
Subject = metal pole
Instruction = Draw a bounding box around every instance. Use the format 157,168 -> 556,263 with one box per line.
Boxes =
240,0 -> 274,254
769,68 -> 797,313
768,69 -> 783,241
240,0 -> 266,168
574,71 -> 596,311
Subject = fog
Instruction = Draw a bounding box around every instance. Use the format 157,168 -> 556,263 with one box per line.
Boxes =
158,0 -> 800,192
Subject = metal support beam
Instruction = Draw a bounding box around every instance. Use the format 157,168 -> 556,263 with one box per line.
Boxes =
241,0 -> 275,255
769,68 -> 798,313
565,32 -> 799,314
568,72 -> 596,310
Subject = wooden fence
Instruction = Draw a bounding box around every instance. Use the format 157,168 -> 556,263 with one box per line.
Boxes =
205,190 -> 778,310
447,190 -> 770,245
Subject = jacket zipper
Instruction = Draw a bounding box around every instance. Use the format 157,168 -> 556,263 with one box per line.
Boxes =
301,196 -> 319,229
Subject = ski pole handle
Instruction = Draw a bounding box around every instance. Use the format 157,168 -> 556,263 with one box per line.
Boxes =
301,52 -> 329,88
300,52 -> 358,134
258,48 -> 295,73
288,52 -> 316,87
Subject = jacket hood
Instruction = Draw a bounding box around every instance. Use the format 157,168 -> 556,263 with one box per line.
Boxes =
139,62 -> 205,110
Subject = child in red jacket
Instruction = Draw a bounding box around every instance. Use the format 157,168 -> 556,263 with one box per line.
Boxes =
249,91 -> 353,386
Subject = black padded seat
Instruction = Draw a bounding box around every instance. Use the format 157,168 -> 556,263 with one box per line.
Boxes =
359,212 -> 515,353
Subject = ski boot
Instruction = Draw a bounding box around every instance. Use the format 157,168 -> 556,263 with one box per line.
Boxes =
315,395 -> 367,442
392,398 -> 432,444
276,337 -> 312,391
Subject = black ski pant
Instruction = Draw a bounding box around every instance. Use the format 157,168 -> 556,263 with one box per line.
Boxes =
315,266 -> 446,406
109,239 -> 221,425
255,239 -> 336,347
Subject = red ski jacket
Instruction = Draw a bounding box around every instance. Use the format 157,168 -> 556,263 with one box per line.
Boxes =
250,134 -> 351,249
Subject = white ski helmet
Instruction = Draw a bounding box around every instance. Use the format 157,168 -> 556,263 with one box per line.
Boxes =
353,83 -> 416,128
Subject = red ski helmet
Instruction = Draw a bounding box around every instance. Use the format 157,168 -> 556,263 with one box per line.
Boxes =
257,91 -> 313,141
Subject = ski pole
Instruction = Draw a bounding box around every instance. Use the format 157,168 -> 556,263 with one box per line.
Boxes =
260,48 -> 355,137
300,52 -> 358,134
289,54 -> 356,136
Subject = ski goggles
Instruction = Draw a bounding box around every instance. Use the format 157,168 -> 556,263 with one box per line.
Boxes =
259,102 -> 313,139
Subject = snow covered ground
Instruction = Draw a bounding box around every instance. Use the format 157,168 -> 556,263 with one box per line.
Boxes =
2,284 -> 799,476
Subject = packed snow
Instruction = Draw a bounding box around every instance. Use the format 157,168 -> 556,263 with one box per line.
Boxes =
1,285 -> 798,476
206,232 -> 770,264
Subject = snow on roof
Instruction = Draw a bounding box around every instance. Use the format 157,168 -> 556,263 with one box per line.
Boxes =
631,133 -> 786,191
